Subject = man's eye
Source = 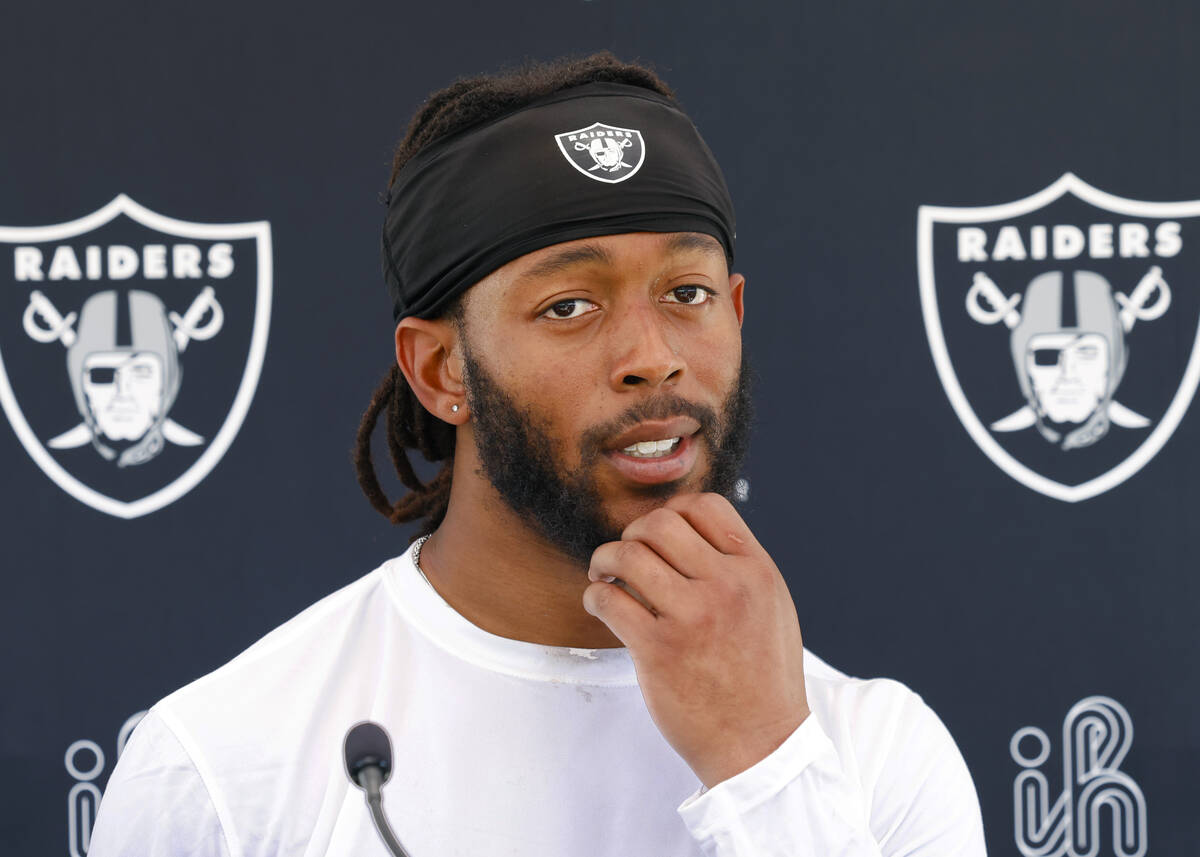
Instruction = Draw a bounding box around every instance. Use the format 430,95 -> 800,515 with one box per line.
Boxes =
663,285 -> 711,305
543,298 -> 594,319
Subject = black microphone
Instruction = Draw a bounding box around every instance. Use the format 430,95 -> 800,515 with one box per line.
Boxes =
343,721 -> 412,857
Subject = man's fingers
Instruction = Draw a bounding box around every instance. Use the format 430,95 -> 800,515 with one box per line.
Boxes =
588,540 -> 688,613
664,492 -> 758,555
621,507 -> 720,580
582,578 -> 655,645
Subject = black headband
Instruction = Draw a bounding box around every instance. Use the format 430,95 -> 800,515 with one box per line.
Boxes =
382,82 -> 737,321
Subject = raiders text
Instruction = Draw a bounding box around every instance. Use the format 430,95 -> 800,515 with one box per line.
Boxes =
13,244 -> 234,282
957,222 -> 1181,262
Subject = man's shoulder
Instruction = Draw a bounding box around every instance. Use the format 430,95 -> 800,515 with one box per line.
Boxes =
802,648 -> 971,793
802,648 -> 947,740
801,650 -> 983,847
94,556 -> 413,857
802,648 -> 916,696
155,555 -> 406,739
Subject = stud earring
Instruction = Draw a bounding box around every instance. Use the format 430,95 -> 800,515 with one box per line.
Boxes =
451,404 -> 460,413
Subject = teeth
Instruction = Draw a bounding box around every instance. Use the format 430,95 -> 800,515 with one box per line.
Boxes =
621,437 -> 681,458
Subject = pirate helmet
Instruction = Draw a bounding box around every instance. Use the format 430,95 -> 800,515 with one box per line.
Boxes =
65,289 -> 182,437
1009,270 -> 1128,408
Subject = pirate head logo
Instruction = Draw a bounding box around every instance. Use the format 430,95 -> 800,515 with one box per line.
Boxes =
26,286 -> 222,466
555,122 -> 646,184
919,174 -> 1200,501
0,196 -> 271,518
970,267 -> 1170,450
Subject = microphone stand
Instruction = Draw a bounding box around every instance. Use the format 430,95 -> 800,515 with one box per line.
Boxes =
356,764 -> 412,857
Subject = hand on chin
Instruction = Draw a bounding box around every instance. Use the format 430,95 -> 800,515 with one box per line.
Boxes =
582,492 -> 810,789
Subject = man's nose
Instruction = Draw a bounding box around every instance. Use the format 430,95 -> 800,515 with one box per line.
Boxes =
608,303 -> 685,390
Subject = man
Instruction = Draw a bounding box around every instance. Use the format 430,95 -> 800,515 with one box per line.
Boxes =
89,54 -> 986,856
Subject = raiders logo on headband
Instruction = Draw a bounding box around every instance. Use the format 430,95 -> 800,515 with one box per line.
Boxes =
918,173 -> 1200,502
0,195 -> 272,518
554,122 -> 646,184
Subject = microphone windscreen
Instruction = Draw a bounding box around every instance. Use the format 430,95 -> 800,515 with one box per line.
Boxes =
343,721 -> 393,786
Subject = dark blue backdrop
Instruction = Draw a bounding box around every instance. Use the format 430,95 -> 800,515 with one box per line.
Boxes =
2,1 -> 1196,854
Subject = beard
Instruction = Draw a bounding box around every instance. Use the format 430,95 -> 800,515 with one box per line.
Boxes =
461,345 -> 753,565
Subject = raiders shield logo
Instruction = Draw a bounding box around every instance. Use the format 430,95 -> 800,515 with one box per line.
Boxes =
0,195 -> 272,518
555,122 -> 646,184
918,174 -> 1200,501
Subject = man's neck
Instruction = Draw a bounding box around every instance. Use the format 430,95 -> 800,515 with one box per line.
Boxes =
414,451 -> 623,650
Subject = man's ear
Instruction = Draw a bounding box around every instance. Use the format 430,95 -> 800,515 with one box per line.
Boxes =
729,273 -> 746,327
395,317 -> 469,425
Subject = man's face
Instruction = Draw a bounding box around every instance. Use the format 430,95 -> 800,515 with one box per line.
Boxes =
1025,332 -> 1110,424
81,350 -> 165,441
457,231 -> 748,562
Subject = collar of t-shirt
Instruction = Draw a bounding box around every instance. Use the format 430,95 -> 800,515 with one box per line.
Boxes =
384,543 -> 640,687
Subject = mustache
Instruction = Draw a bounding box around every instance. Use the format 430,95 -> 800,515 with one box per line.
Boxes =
578,394 -> 720,460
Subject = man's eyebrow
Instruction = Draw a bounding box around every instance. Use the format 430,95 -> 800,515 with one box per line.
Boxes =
521,243 -> 615,281
664,232 -> 725,260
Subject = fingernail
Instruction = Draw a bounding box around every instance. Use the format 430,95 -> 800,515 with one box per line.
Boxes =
600,575 -> 616,583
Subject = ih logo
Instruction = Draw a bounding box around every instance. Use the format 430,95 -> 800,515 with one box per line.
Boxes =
0,196 -> 272,518
65,710 -> 147,857
1011,696 -> 1147,857
918,174 -> 1200,501
555,122 -> 645,184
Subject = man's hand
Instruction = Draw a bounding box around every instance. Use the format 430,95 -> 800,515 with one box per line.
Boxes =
582,492 -> 810,789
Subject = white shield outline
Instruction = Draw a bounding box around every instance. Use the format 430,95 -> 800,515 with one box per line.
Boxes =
554,122 -> 646,184
0,194 -> 272,518
918,173 -> 1200,502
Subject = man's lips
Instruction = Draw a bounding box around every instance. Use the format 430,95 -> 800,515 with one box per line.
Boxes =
603,418 -> 703,485
605,417 -> 702,452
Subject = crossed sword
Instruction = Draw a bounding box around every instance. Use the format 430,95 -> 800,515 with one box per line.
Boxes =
966,266 -> 1170,432
22,287 -> 223,449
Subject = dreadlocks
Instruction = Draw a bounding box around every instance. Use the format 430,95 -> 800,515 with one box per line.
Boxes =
354,52 -> 675,537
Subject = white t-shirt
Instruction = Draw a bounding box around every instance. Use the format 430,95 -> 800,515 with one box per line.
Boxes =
88,544 -> 987,856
